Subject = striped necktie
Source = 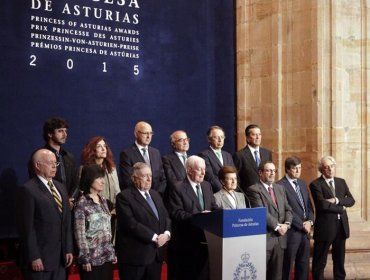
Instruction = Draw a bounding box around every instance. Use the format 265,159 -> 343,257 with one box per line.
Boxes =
48,180 -> 63,213
293,180 -> 306,218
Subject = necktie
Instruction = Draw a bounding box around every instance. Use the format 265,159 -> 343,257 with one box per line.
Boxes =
145,192 -> 159,220
254,150 -> 261,168
268,185 -> 277,207
141,148 -> 150,165
48,180 -> 63,213
293,180 -> 306,218
196,185 -> 205,211
181,154 -> 187,166
329,180 -> 336,196
56,152 -> 66,185
215,151 -> 223,166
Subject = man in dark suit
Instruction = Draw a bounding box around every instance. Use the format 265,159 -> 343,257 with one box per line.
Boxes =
28,117 -> 78,200
198,125 -> 235,193
310,156 -> 355,280
168,155 -> 219,280
246,161 -> 293,280
116,162 -> 171,280
233,124 -> 272,192
277,156 -> 314,280
17,149 -> 73,280
162,130 -> 189,192
119,121 -> 167,195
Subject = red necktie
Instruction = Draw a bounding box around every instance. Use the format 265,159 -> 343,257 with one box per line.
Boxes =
268,185 -> 277,207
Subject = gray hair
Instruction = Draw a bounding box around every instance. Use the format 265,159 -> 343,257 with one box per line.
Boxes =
318,155 -> 336,173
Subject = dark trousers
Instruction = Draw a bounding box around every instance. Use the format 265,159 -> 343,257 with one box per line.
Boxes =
22,265 -> 66,280
282,231 -> 310,280
266,242 -> 284,280
79,262 -> 113,280
312,220 -> 346,280
170,243 -> 209,280
118,261 -> 162,280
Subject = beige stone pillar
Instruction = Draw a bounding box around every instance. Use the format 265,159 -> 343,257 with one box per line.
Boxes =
236,0 -> 370,278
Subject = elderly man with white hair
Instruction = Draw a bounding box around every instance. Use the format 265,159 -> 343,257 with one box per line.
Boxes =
167,155 -> 219,280
310,155 -> 355,280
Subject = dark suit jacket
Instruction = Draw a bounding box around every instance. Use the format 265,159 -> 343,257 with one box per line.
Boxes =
17,177 -> 73,270
277,176 -> 314,233
309,176 -> 355,241
198,147 -> 235,193
246,181 -> 293,250
162,152 -> 187,190
115,187 -> 171,266
119,144 -> 167,194
233,146 -> 272,191
167,178 -> 219,250
28,145 -> 78,197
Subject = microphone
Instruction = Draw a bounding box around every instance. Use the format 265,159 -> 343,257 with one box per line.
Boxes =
236,185 -> 251,208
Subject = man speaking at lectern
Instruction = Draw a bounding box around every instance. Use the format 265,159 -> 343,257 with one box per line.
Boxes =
168,155 -> 219,280
246,161 -> 293,280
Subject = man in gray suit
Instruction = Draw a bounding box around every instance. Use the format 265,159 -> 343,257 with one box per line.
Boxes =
246,161 -> 293,280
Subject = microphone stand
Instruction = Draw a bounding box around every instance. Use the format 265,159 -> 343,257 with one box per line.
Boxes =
236,185 -> 251,208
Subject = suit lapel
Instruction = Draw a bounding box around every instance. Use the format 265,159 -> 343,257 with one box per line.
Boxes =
220,191 -> 234,209
245,148 -> 258,173
37,179 -> 61,216
133,188 -> 158,220
184,181 -> 202,211
259,183 -> 278,212
209,148 -> 222,168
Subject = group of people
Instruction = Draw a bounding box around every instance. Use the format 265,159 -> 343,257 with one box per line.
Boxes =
16,117 -> 355,280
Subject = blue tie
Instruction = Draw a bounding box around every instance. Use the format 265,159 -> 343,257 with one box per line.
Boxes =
145,192 -> 159,220
254,150 -> 261,167
293,180 -> 306,218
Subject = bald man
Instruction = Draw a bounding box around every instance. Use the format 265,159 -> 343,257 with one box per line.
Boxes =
17,149 -> 73,280
119,121 -> 167,195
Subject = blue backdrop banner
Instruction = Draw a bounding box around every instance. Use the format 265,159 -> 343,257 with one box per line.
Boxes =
0,0 -> 235,238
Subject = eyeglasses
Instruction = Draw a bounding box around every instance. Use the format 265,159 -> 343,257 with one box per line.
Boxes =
175,138 -> 190,143
138,131 -> 154,136
322,164 -> 335,170
264,169 -> 277,173
38,161 -> 60,167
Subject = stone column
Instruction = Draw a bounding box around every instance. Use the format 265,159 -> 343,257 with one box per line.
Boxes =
236,0 -> 370,278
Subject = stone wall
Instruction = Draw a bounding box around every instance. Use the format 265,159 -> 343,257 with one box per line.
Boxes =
236,0 -> 370,278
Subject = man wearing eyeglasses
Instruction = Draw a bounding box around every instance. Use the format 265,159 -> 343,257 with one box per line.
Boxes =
18,149 -> 73,280
198,125 -> 235,193
119,121 -> 167,196
162,130 -> 190,194
246,161 -> 293,280
310,156 -> 355,280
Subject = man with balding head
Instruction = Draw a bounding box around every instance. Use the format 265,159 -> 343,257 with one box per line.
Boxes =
17,149 -> 73,280
162,130 -> 189,192
119,121 -> 167,195
168,155 -> 219,280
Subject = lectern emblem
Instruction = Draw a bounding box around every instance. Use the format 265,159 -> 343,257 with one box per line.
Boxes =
233,253 -> 257,280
